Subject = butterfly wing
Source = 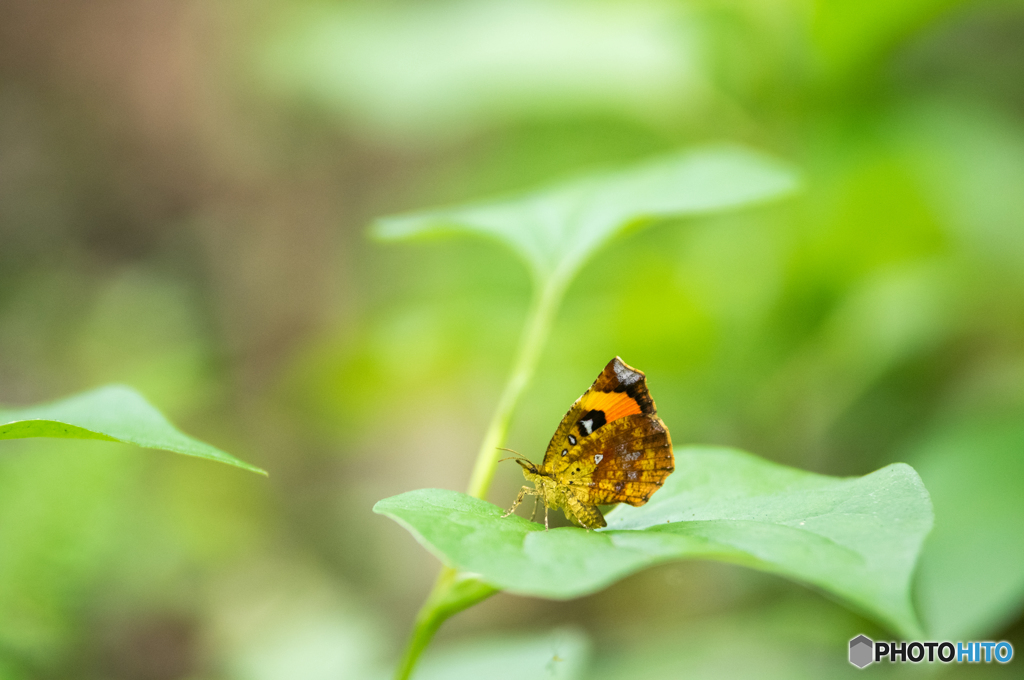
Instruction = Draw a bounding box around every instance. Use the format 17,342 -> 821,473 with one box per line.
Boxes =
569,413 -> 673,506
540,357 -> 674,506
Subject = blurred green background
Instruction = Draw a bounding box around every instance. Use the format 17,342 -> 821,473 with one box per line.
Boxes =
1,0 -> 1022,678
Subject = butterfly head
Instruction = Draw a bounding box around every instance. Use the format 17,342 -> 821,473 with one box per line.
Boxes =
497,448 -> 540,474
513,457 -> 539,474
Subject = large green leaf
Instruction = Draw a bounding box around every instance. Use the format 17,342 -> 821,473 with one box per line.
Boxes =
374,447 -> 931,638
0,385 -> 265,475
373,146 -> 799,282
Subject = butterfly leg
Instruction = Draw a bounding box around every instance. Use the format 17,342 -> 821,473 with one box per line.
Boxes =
501,486 -> 538,519
530,493 -> 540,522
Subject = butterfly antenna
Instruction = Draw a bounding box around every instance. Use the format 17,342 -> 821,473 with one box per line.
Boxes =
497,447 -> 530,464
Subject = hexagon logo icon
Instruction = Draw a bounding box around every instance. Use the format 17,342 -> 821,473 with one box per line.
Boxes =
849,635 -> 874,668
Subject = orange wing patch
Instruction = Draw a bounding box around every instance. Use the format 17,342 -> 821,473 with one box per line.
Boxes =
580,390 -> 642,423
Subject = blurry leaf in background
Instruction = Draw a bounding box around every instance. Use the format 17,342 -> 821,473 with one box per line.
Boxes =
910,416 -> 1024,640
0,386 -> 265,474
374,146 -> 800,284
376,447 -> 932,638
401,628 -> 589,680
261,0 -> 703,143
591,595 -> 895,680
209,561 -> 388,680
811,0 -> 966,82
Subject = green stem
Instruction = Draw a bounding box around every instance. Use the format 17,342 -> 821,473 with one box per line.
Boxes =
392,567 -> 497,680
392,273 -> 567,680
465,275 -> 566,499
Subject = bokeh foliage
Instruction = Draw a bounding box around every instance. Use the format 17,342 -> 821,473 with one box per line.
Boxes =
1,0 -> 1022,678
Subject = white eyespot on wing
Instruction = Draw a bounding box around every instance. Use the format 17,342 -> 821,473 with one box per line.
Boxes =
594,454 -> 603,464
627,471 -> 638,480
581,419 -> 594,434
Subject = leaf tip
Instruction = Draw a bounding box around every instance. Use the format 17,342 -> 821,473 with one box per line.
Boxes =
371,496 -> 395,515
367,217 -> 397,241
369,213 -> 425,242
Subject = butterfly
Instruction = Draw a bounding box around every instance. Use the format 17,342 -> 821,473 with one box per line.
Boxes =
502,357 -> 674,529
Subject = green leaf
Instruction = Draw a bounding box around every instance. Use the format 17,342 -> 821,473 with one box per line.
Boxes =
910,416 -> 1024,639
373,146 -> 799,283
0,385 -> 265,475
374,447 -> 931,638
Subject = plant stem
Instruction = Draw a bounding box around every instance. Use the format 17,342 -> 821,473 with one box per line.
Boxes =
392,567 -> 497,680
393,273 -> 567,680
465,275 -> 566,499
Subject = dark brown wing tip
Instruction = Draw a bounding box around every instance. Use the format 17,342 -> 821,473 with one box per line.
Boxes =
601,357 -> 656,414
606,357 -> 645,388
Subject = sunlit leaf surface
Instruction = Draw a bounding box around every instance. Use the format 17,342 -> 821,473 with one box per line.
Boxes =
0,386 -> 265,475
375,447 -> 931,638
373,146 -> 799,282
